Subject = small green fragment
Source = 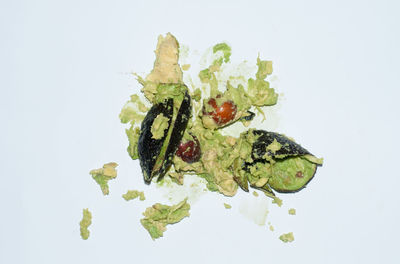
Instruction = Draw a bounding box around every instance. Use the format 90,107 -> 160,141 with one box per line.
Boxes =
269,225 -> 274,232
182,64 -> 191,71
252,191 -> 259,197
122,190 -> 145,201
266,139 -> 282,154
272,196 -> 283,207
119,94 -> 147,124
256,57 -> 273,80
151,113 -> 170,139
213,43 -> 231,63
288,208 -> 296,215
141,198 -> 190,240
279,232 -> 295,243
224,203 -> 232,209
192,88 -> 202,102
126,126 -> 141,160
199,68 -> 211,83
79,208 -> 92,240
90,162 -> 118,195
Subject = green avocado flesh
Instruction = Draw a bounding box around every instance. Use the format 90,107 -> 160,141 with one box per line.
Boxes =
249,156 -> 317,193
141,198 -> 190,240
115,33 -> 324,242
123,34 -> 322,200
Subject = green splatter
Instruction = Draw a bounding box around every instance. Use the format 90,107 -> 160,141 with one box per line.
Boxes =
79,208 -> 92,240
140,198 -> 190,240
122,190 -> 145,201
224,203 -> 232,209
279,232 -> 295,243
90,162 -> 118,195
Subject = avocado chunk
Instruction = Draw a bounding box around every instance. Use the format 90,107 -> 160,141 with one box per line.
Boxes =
244,129 -> 322,193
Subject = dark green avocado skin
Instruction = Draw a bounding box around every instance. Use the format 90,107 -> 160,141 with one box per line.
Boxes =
138,99 -> 173,184
247,130 -> 317,193
158,92 -> 191,181
138,92 -> 191,184
251,130 -> 311,160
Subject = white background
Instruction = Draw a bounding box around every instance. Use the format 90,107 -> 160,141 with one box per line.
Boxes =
2,0 -> 400,263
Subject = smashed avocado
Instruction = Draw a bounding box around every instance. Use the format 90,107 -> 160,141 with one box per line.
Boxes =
122,190 -> 145,201
279,232 -> 295,243
80,208 -> 92,240
224,203 -> 232,209
117,33 -> 323,240
140,198 -> 190,240
90,162 -> 118,195
151,113 -> 170,139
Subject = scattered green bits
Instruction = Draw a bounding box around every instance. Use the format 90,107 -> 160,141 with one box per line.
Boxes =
279,232 -> 295,243
140,198 -> 190,240
79,208 -> 92,240
252,191 -> 259,197
288,208 -> 296,215
224,203 -> 232,209
122,190 -> 145,201
90,162 -> 118,195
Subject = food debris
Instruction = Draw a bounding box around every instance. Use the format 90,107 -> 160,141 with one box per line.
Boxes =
78,33 -> 323,241
224,203 -> 232,209
279,232 -> 295,243
140,198 -> 190,240
79,208 -> 92,240
181,64 -> 191,71
90,162 -> 118,195
272,196 -> 283,207
122,190 -> 145,201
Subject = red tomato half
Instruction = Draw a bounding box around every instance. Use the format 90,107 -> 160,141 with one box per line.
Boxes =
204,98 -> 237,126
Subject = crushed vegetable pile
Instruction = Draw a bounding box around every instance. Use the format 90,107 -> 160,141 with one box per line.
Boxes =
79,33 -> 322,242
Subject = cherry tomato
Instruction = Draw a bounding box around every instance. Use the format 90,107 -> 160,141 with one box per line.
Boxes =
176,136 -> 201,163
204,98 -> 237,125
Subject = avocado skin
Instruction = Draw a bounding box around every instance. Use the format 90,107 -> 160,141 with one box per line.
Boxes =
138,92 -> 191,184
251,130 -> 311,160
138,99 -> 173,184
240,111 -> 255,121
249,130 -> 318,193
158,92 -> 192,181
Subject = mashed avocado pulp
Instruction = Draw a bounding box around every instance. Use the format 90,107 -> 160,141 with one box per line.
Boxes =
116,33 -> 323,241
141,198 -> 190,240
124,33 -> 322,200
279,232 -> 295,243
122,190 -> 145,201
80,208 -> 92,240
90,162 -> 118,195
151,113 -> 169,139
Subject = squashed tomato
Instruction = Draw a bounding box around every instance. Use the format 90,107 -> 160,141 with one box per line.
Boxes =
176,136 -> 201,163
204,97 -> 237,126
